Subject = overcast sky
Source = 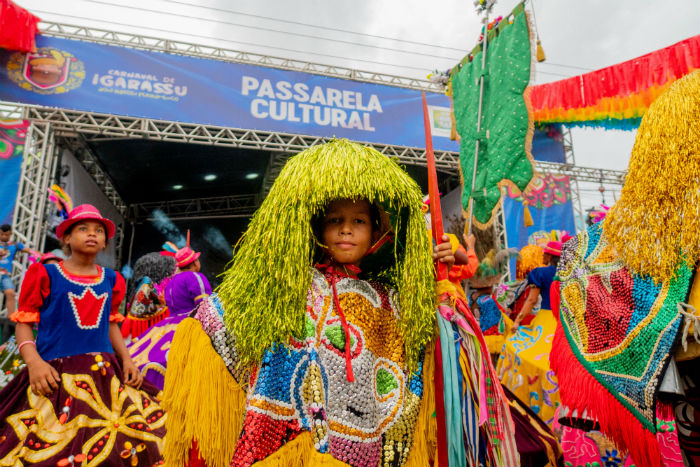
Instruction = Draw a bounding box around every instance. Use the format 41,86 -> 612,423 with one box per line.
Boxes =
20,0 -> 700,207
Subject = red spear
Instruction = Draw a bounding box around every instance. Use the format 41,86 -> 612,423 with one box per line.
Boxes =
422,92 -> 448,282
422,91 -> 450,467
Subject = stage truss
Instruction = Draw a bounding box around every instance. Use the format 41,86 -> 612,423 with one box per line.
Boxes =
0,21 -> 628,282
9,120 -> 56,286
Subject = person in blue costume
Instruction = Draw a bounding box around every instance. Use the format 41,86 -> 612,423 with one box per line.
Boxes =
0,204 -> 166,466
497,240 -> 563,425
0,223 -> 40,315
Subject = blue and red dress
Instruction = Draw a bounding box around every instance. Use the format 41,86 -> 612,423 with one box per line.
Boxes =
0,262 -> 166,466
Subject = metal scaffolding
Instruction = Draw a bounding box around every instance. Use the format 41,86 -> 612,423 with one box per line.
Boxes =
23,105 -> 462,173
10,120 -> 57,285
57,136 -> 128,217
129,194 -> 260,221
21,105 -> 628,183
56,135 -> 128,264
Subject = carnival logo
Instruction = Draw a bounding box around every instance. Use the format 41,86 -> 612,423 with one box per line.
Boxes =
7,47 -> 85,94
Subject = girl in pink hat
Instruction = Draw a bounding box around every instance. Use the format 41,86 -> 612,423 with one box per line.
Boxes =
0,204 -> 165,466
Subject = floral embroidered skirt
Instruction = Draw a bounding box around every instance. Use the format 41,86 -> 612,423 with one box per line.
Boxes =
0,352 -> 166,467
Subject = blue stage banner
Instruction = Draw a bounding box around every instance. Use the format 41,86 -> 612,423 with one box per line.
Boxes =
0,36 -> 459,151
531,126 -> 566,163
0,120 -> 27,225
503,172 -> 576,250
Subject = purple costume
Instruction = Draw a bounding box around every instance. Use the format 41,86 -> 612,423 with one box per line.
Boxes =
127,270 -> 211,389
164,271 -> 212,316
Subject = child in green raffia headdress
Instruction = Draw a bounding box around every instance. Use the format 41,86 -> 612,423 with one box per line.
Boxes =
218,138 -> 439,371
163,138 -> 457,467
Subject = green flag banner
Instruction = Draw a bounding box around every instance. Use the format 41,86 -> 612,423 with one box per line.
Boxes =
451,3 -> 535,228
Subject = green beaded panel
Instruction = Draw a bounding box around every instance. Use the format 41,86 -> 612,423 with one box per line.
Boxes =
451,3 -> 535,228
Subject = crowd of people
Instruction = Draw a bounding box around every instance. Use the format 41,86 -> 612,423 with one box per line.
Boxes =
0,71 -> 698,467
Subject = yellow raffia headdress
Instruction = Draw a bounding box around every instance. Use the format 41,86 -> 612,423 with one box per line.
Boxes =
604,70 -> 700,284
217,139 -> 435,370
516,244 -> 544,280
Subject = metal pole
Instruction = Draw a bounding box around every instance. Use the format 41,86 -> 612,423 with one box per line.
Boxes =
467,13 -> 489,235
39,142 -> 60,253
127,221 -> 136,266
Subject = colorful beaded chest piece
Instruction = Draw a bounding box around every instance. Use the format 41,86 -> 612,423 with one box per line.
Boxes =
193,267 -> 423,467
552,222 -> 691,465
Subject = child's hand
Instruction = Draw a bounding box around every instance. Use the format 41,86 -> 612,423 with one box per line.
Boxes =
122,357 -> 143,389
27,359 -> 60,396
510,321 -> 521,333
433,235 -> 455,269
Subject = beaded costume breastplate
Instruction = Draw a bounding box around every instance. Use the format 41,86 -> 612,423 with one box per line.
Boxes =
556,223 -> 691,430
193,268 -> 424,467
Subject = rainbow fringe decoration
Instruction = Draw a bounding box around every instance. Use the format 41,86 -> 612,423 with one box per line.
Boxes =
530,35 -> 700,129
47,184 -> 73,219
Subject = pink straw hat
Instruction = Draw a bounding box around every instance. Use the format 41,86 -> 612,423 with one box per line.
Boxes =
55,204 -> 116,240
543,240 -> 562,257
175,230 -> 200,268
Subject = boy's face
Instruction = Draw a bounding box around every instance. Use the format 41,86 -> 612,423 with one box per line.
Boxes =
322,199 -> 374,267
63,221 -> 107,254
0,230 -> 11,243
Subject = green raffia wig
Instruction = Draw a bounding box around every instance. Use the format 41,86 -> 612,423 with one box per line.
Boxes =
218,139 -> 436,371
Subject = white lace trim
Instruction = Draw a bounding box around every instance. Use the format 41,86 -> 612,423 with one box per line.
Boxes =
51,263 -> 106,287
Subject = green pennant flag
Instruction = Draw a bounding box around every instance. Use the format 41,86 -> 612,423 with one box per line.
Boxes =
451,2 -> 535,228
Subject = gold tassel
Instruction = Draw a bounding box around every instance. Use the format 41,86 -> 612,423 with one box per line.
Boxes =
536,38 -> 546,62
252,432 -> 349,467
405,339 -> 437,467
523,201 -> 534,228
163,318 -> 247,467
